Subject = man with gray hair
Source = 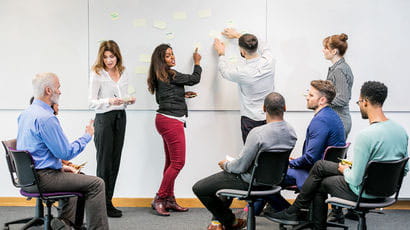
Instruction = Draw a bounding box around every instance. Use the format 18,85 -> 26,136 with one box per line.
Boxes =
214,28 -> 275,143
193,92 -> 297,230
17,73 -> 108,230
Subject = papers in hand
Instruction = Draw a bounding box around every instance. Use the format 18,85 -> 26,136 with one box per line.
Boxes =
225,155 -> 235,161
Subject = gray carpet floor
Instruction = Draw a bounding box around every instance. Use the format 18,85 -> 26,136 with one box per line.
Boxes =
1,206 -> 410,229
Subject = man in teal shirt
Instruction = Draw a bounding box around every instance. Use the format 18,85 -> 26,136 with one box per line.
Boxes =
267,81 -> 408,229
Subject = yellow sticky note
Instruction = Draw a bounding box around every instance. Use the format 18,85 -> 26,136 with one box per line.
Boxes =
226,20 -> 235,27
139,54 -> 151,63
133,18 -> 147,27
153,20 -> 167,30
166,32 -> 175,40
135,66 -> 149,74
173,11 -> 187,20
128,85 -> 136,95
110,12 -> 119,20
198,9 -> 212,18
193,42 -> 202,50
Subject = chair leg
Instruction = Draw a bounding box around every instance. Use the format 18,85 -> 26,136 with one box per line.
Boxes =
358,213 -> 367,230
247,201 -> 256,230
44,201 -> 54,230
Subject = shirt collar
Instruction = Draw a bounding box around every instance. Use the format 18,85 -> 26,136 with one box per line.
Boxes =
32,99 -> 54,114
329,57 -> 345,72
245,56 -> 261,64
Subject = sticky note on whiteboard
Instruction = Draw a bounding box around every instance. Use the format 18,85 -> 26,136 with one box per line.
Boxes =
166,32 -> 175,40
226,20 -> 236,27
173,11 -> 187,20
153,20 -> 167,30
110,12 -> 119,20
128,85 -> 136,95
133,18 -> 147,27
193,42 -> 202,50
135,66 -> 149,74
198,9 -> 212,18
139,54 -> 151,63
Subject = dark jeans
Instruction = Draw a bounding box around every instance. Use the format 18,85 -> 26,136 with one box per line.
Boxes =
293,160 -> 358,229
32,170 -> 108,230
240,116 -> 266,144
94,110 -> 126,207
192,171 -> 249,228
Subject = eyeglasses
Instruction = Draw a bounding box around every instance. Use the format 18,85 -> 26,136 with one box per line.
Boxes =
356,99 -> 364,105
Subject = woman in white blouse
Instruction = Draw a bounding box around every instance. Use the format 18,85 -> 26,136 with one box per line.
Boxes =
89,40 -> 135,218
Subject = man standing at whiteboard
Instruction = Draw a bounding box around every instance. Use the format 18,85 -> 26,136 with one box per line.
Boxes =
214,28 -> 275,143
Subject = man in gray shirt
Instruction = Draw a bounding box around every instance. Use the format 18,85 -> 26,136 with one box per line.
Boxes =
214,28 -> 275,143
193,92 -> 297,230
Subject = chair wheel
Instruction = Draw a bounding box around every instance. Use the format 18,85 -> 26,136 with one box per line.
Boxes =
279,223 -> 287,230
4,226 -> 10,230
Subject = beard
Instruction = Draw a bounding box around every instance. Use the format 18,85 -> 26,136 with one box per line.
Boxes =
307,102 -> 318,110
50,92 -> 60,104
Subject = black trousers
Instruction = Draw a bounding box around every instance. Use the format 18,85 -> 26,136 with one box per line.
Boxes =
293,160 -> 362,229
94,110 -> 126,207
240,116 -> 266,144
192,171 -> 249,228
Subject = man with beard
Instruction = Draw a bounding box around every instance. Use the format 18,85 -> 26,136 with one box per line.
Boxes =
17,72 -> 108,230
262,80 -> 345,215
214,28 -> 275,143
267,81 -> 409,229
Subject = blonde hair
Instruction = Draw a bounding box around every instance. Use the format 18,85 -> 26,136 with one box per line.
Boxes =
92,40 -> 125,75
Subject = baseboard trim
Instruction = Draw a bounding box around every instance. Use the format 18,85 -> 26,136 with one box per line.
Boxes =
1,197 -> 409,210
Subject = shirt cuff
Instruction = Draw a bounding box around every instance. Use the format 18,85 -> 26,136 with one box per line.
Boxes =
83,133 -> 92,143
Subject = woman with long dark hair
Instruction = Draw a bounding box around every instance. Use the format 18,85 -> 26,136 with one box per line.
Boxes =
147,44 -> 202,216
89,40 -> 135,218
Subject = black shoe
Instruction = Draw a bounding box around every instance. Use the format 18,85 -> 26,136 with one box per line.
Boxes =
344,209 -> 359,221
50,217 -> 71,230
327,208 -> 345,223
107,206 -> 123,218
265,209 -> 300,225
261,203 -> 277,216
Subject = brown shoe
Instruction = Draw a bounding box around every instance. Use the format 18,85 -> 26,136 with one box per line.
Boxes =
166,196 -> 189,212
151,195 -> 170,216
231,218 -> 246,230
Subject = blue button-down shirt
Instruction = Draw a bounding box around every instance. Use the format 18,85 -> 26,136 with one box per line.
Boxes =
17,99 -> 91,169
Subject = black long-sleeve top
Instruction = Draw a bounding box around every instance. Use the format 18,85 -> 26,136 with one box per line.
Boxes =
155,65 -> 202,117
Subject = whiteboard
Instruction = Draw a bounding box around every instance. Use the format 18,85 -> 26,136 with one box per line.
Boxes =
268,0 -> 410,111
1,0 -> 409,111
89,0 -> 267,110
0,0 -> 89,110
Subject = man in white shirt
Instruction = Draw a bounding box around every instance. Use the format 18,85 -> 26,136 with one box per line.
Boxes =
214,28 -> 275,143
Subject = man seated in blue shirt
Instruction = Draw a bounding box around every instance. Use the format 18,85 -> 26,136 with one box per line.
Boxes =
261,80 -> 345,215
17,72 -> 108,230
266,81 -> 409,229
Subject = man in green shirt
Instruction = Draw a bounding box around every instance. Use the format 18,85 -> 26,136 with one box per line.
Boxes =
266,81 -> 408,229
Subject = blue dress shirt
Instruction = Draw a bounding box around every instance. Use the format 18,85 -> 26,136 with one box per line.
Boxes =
17,99 -> 91,169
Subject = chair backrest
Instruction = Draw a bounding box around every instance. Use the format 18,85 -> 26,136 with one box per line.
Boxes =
360,157 -> 409,198
2,139 -> 38,189
250,149 -> 293,187
323,142 -> 351,163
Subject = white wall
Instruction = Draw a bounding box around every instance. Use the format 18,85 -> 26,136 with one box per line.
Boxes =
1,109 -> 410,199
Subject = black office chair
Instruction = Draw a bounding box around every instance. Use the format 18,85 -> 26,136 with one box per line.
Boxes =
277,143 -> 351,230
326,157 -> 409,230
216,149 -> 293,230
2,139 -> 85,230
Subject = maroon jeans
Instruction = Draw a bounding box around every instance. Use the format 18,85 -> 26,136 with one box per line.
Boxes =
155,114 -> 186,198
